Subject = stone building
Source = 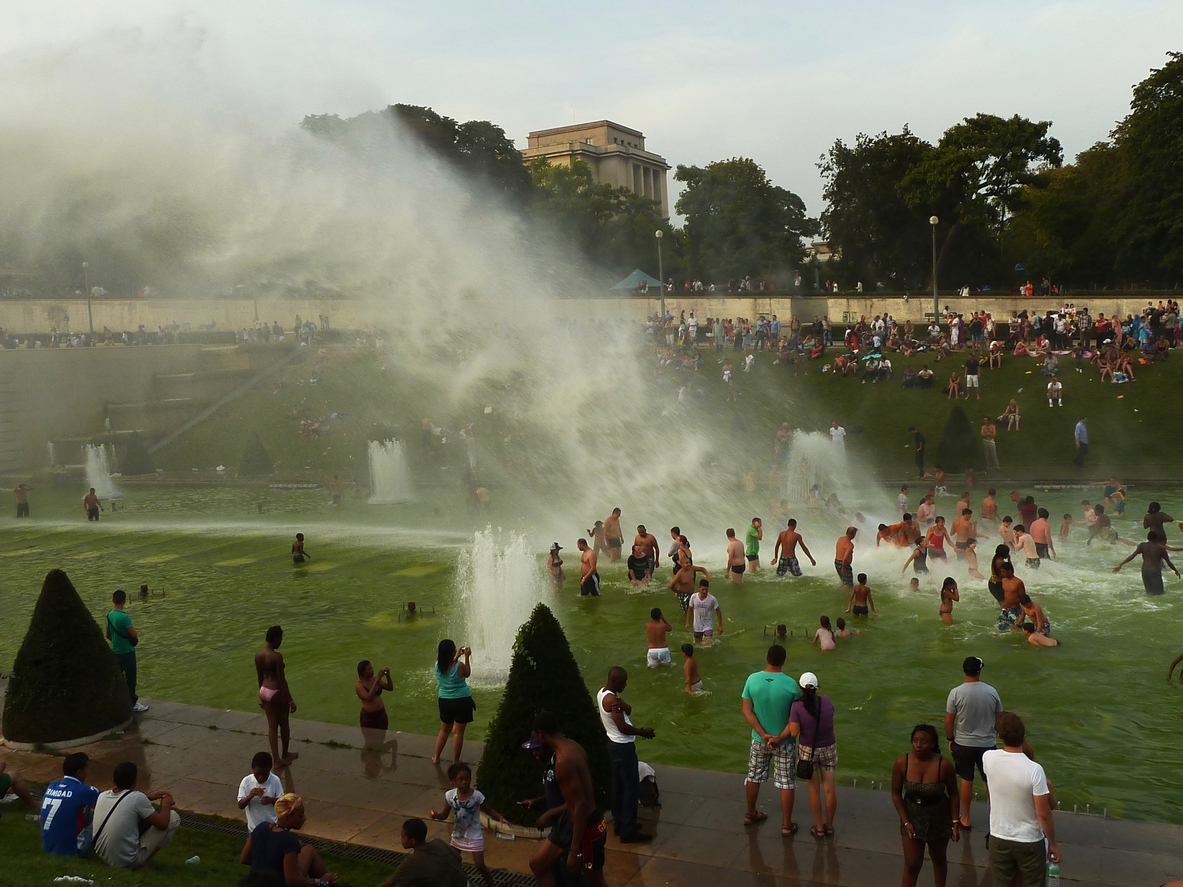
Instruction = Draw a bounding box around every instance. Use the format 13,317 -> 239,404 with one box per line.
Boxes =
523,121 -> 670,217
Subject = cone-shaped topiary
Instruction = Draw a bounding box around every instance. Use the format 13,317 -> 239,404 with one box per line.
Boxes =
3,570 -> 132,743
118,432 -> 155,476
239,431 -> 274,476
477,604 -> 610,825
936,404 -> 986,473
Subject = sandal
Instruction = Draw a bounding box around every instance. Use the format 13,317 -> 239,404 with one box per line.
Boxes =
744,811 -> 768,826
809,826 -> 824,838
781,823 -> 798,836
824,826 -> 835,836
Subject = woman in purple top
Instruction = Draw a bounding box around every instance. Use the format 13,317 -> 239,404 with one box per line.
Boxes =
789,671 -> 838,838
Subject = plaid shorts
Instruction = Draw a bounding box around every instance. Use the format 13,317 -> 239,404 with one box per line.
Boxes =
797,743 -> 838,772
746,738 -> 796,790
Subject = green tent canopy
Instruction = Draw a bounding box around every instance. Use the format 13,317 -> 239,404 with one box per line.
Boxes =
610,269 -> 662,291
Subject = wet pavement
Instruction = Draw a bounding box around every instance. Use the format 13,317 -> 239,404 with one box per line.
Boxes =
1,695 -> 1178,886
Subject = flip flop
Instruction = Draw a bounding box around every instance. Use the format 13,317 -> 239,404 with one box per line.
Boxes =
809,826 -> 825,838
744,811 -> 768,826
781,823 -> 798,836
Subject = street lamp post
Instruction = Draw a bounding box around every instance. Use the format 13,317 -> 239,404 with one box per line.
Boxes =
655,229 -> 665,320
929,216 -> 939,321
82,261 -> 93,337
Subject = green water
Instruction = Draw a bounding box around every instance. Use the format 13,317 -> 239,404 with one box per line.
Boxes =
2,485 -> 1181,824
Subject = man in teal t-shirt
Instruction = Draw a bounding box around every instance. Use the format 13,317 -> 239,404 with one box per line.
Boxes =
740,644 -> 801,832
105,590 -> 147,713
744,518 -> 763,574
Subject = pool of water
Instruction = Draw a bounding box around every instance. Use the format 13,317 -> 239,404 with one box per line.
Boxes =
1,484 -> 1180,823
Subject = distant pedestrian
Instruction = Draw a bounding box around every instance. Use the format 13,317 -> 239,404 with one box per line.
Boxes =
106,589 -> 148,713
1073,416 -> 1088,467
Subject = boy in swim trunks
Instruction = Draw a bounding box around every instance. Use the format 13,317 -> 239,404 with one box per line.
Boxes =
772,518 -> 815,576
682,644 -> 703,694
997,563 -> 1025,631
845,573 -> 878,617
668,561 -> 709,614
645,609 -> 672,667
834,527 -> 856,585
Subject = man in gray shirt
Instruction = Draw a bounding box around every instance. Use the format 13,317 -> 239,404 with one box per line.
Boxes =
93,762 -> 179,869
945,656 -> 1002,830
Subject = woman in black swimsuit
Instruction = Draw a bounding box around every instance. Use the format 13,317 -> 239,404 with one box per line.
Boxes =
891,724 -> 959,887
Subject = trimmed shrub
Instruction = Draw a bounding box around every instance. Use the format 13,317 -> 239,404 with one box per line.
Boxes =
936,405 -> 986,473
477,604 -> 610,824
239,431 -> 274,476
118,433 -> 155,476
3,570 -> 132,743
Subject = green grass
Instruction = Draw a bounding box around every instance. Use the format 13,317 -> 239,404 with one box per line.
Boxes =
0,810 -> 393,887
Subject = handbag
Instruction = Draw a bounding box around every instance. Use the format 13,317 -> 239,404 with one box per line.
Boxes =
794,698 -> 823,781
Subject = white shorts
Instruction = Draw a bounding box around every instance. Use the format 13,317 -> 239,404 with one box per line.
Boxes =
966,375 -> 979,388
646,647 -> 671,668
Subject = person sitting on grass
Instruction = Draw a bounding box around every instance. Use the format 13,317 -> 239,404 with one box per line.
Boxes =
93,762 -> 179,870
40,753 -> 100,856
946,372 -> 960,399
0,761 -> 38,816
376,817 -> 467,887
241,792 -> 337,886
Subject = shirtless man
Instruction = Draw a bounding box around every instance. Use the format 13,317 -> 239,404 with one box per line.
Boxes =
951,509 -> 986,579
834,527 -> 856,586
899,513 -> 923,546
1086,504 -> 1116,546
1015,594 -> 1052,637
255,626 -> 298,766
981,417 -> 1000,471
979,489 -> 999,535
645,608 -> 673,668
997,562 -> 1026,631
1029,508 -> 1056,560
528,713 -> 608,887
576,538 -> 601,597
725,528 -> 747,585
634,525 -> 660,576
83,487 -> 103,521
669,561 -> 710,615
603,508 -> 624,562
14,482 -> 31,518
772,519 -> 815,577
1114,531 -> 1180,595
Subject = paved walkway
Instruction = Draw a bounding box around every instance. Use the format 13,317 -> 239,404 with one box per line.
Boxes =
1,698 -> 1179,886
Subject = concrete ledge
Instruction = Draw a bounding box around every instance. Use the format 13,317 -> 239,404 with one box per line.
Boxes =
2,714 -> 135,751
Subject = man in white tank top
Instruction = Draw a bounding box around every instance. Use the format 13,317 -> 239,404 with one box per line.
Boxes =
598,667 -> 654,844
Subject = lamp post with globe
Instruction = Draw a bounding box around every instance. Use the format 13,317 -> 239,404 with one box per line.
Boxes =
929,216 -> 939,321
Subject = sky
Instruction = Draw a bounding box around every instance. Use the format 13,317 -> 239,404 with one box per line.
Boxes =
2,1 -> 1179,216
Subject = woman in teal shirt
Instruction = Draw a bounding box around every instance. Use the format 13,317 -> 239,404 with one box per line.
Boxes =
432,639 -> 474,765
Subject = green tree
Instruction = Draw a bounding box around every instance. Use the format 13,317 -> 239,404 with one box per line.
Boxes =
3,569 -> 132,743
477,604 -> 610,825
936,405 -> 985,473
674,158 -> 817,284
1112,52 -> 1183,284
819,128 -> 936,289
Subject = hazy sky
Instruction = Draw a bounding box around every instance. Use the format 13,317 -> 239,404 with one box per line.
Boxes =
3,1 -> 1179,215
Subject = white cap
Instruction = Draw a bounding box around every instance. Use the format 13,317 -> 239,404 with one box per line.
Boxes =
799,671 -> 819,689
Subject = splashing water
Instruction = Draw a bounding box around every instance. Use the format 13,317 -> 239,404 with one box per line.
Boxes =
367,439 -> 414,505
783,431 -> 852,504
84,444 -> 120,499
455,528 -> 545,682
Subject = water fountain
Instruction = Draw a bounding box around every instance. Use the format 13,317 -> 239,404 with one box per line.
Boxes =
83,444 -> 120,499
367,439 -> 414,504
783,431 -> 852,504
455,528 -> 545,682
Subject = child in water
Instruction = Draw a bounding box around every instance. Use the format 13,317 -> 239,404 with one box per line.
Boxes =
429,762 -> 509,886
814,616 -> 837,651
682,644 -> 703,694
908,577 -> 921,592
845,573 -> 878,616
291,533 -> 309,564
835,617 -> 859,638
1058,514 -> 1073,543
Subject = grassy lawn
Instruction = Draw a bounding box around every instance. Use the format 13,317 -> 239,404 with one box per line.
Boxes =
152,337 -> 1183,488
0,810 -> 393,887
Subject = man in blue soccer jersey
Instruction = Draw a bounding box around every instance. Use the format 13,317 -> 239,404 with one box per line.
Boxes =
41,753 -> 101,856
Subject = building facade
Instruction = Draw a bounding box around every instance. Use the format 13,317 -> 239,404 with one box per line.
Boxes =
523,121 -> 671,217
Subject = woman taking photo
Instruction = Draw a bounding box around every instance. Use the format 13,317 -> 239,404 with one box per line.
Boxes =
788,671 -> 837,838
432,640 -> 474,766
891,724 -> 959,887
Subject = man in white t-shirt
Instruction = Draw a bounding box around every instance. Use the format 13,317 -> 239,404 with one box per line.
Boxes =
685,580 -> 723,643
982,712 -> 1060,886
897,485 -> 910,516
93,762 -> 179,869
237,751 -> 285,832
829,421 -> 846,449
1047,376 -> 1062,407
